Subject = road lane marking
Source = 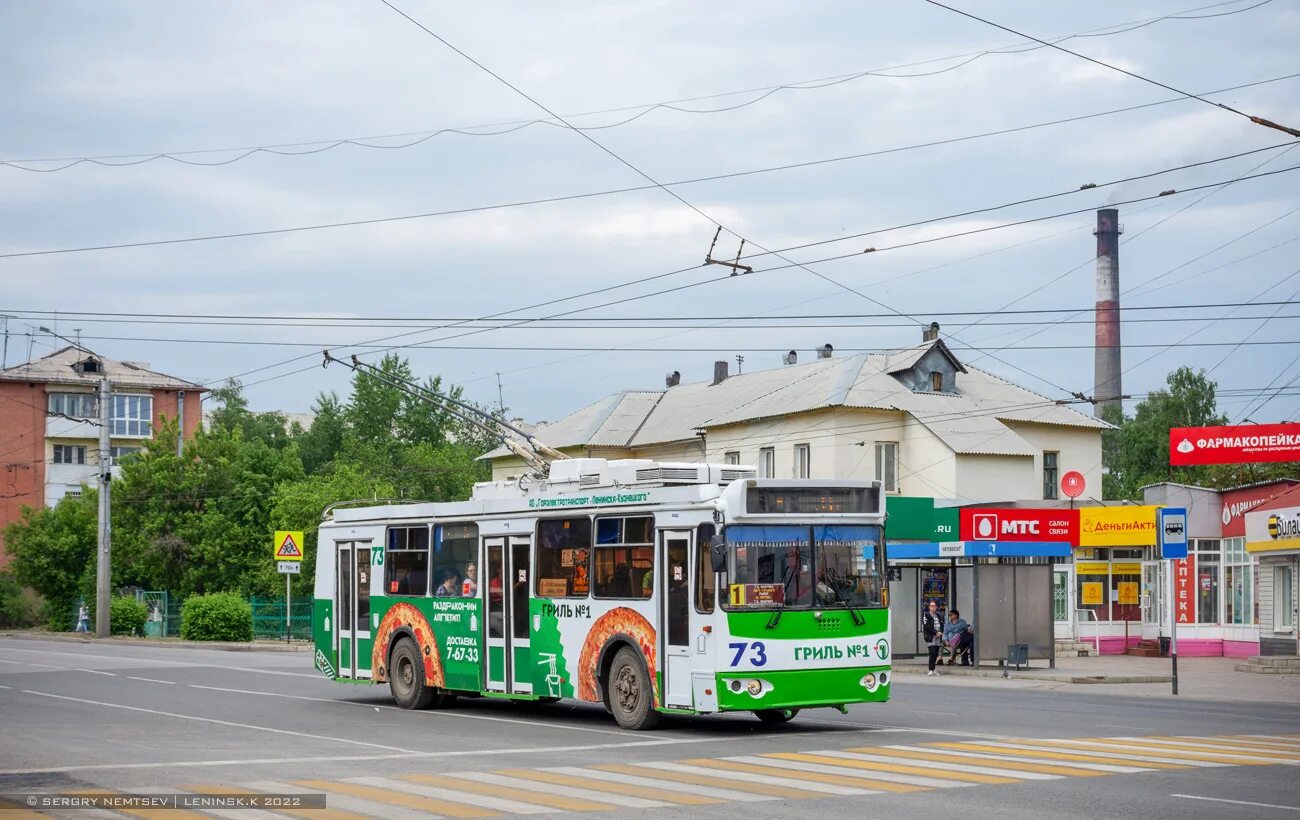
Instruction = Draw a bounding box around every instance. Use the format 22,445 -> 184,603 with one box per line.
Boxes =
75,668 -> 117,676
872,745 -> 1107,777
0,659 -> 24,664
499,768 -> 720,805
722,755 -> 946,791
0,735 -> 733,776
402,773 -> 621,812
973,739 -> 1217,768
931,743 -> 1160,772
184,785 -> 331,820
298,778 -> 497,817
187,683 -> 640,738
611,762 -> 831,799
832,748 -> 1061,780
888,744 -> 1128,774
1171,794 -> 1300,812
20,689 -> 423,753
1206,736 -> 1300,752
0,645 -> 194,665
547,766 -> 770,802
126,676 -> 176,685
62,789 -> 209,820
1091,737 -> 1296,765
679,758 -> 881,795
26,663 -> 67,670
350,775 -> 557,815
758,752 -> 974,787
452,771 -> 669,808
1161,736 -> 1300,757
245,780 -> 411,820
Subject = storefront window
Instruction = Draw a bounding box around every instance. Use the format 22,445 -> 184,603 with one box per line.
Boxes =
1223,537 -> 1253,626
1277,565 -> 1295,631
1193,539 -> 1220,625
1076,561 -> 1109,623
1109,562 -> 1141,622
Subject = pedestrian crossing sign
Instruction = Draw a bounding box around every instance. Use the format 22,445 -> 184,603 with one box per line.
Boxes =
274,530 -> 305,561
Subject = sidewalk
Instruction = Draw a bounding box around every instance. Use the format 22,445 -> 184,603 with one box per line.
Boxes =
895,653 -> 1300,703
0,629 -> 312,652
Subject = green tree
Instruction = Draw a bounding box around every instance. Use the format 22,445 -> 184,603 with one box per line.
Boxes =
207,379 -> 292,449
4,491 -> 98,628
1105,367 -> 1227,499
298,391 -> 346,474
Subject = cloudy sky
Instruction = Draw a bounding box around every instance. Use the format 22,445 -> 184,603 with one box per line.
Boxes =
3,0 -> 1299,427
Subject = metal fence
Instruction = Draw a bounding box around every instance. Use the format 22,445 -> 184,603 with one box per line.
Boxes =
250,596 -> 312,641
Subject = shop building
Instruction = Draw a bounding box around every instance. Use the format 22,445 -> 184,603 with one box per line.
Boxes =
1245,489 -> 1300,656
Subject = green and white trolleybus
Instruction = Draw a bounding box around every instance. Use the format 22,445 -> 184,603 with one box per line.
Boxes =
313,458 -> 890,729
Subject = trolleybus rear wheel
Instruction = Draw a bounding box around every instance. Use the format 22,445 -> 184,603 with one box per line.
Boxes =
389,638 -> 435,710
754,708 -> 799,724
607,647 -> 660,731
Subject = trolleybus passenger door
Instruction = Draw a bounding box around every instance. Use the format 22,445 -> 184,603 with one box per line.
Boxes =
335,542 -> 372,679
484,537 -> 507,692
509,535 -> 533,695
661,530 -> 692,708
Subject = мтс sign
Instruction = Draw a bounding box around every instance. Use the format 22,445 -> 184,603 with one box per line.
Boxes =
959,508 -> 1078,543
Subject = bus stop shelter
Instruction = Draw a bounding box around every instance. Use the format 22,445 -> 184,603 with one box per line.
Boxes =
888,540 -> 1069,668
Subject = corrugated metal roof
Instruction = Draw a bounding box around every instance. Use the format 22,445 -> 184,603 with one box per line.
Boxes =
486,340 -> 1105,459
0,346 -> 204,391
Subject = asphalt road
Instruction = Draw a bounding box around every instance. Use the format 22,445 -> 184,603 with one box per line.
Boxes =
1,636 -> 1298,819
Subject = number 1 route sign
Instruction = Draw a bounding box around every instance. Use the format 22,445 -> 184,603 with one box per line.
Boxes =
274,530 -> 305,561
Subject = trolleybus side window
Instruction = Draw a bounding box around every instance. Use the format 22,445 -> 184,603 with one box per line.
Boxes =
434,523 -> 480,597
593,515 -> 655,599
536,517 -> 591,598
385,526 -> 430,596
696,524 -> 716,613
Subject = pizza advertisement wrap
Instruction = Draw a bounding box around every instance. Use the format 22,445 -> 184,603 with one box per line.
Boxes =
528,600 -> 659,707
371,602 -> 445,687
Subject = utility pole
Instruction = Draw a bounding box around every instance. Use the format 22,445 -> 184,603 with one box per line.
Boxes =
496,372 -> 504,416
96,376 -> 112,638
40,326 -> 112,636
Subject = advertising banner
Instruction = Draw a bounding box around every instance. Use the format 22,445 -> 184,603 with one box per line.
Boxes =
1173,555 -> 1196,625
1221,481 -> 1299,537
1079,505 -> 1159,547
1245,504 -> 1300,554
1170,422 -> 1300,466
959,508 -> 1077,543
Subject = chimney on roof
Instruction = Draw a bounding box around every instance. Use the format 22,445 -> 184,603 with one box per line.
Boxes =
711,360 -> 729,385
665,370 -> 681,388
817,343 -> 833,359
783,350 -> 797,365
922,322 -> 940,342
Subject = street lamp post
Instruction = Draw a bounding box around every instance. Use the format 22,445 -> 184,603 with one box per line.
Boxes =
41,327 -> 112,637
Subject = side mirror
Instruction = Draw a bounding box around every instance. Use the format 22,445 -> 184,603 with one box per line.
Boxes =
710,535 -> 728,573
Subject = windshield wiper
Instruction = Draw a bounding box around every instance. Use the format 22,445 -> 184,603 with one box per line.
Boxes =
825,579 -> 865,626
766,564 -> 796,629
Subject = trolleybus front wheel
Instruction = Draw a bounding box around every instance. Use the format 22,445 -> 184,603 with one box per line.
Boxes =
607,647 -> 661,731
389,638 -> 435,710
754,708 -> 799,724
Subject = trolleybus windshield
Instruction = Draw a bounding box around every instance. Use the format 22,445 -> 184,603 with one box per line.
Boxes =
724,524 -> 883,610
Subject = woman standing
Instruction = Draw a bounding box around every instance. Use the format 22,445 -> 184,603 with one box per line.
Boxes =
922,600 -> 944,675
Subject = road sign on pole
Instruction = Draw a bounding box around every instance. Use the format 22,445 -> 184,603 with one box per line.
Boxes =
1158,507 -> 1188,559
274,531 -> 305,561
1157,506 -> 1187,696
277,562 -> 301,574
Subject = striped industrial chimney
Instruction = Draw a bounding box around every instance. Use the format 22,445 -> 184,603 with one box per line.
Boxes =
1093,208 -> 1123,416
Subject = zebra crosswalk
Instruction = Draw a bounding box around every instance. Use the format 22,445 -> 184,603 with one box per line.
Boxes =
9,733 -> 1299,818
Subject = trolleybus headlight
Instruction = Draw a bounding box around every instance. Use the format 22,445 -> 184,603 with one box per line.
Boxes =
729,679 -> 744,693
878,671 -> 889,687
746,679 -> 764,696
860,673 -> 878,691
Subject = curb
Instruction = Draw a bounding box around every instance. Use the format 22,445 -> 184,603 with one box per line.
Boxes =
892,664 -> 1173,684
0,631 -> 312,653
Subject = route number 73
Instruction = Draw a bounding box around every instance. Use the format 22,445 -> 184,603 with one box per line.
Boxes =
727,641 -> 768,667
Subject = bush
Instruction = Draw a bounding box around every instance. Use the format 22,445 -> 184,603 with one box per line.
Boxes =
181,593 -> 253,642
109,596 -> 149,636
0,572 -> 39,629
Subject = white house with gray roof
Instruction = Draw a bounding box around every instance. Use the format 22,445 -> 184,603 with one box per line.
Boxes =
485,328 -> 1107,504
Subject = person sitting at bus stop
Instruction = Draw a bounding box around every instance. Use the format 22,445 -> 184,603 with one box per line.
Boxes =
435,571 -> 461,598
944,609 -> 974,666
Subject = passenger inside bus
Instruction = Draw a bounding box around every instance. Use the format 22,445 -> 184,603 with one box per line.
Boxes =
435,571 -> 461,597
